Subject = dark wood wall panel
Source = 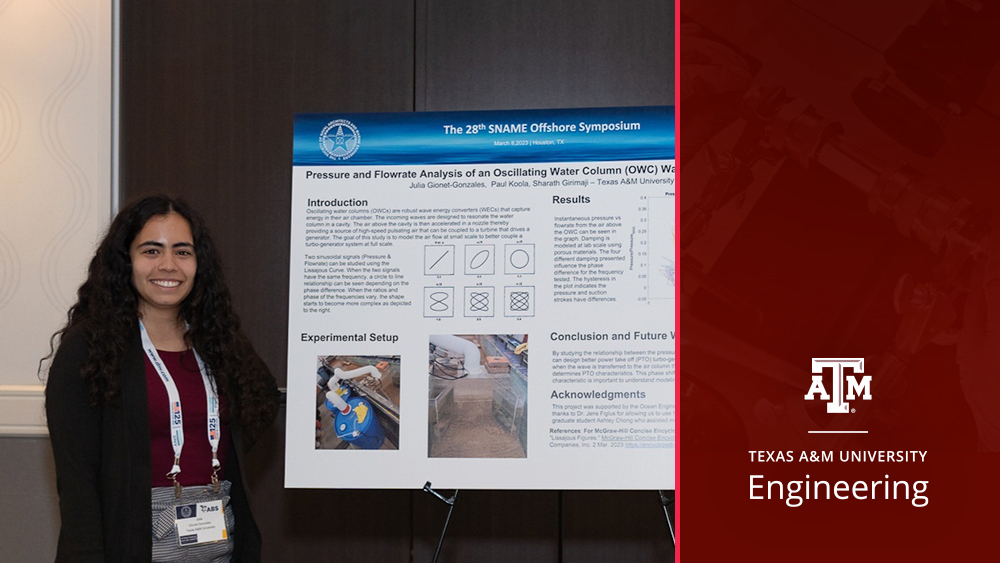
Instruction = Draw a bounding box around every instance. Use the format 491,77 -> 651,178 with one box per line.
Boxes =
562,491 -> 673,561
412,490 -> 560,563
122,2 -> 674,562
122,0 -> 415,387
419,0 -> 674,111
122,3 -> 416,561
244,409 -> 413,562
417,3 -> 675,561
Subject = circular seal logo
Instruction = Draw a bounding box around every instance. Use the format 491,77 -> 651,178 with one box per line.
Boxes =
180,505 -> 194,518
319,119 -> 361,160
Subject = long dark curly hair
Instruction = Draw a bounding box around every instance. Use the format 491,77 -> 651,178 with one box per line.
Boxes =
46,195 -> 277,442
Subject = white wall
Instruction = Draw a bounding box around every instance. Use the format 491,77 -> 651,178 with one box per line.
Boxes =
0,0 -> 114,435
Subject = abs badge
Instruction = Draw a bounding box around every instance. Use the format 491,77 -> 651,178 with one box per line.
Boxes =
804,358 -> 872,413
174,500 -> 227,546
319,119 -> 361,160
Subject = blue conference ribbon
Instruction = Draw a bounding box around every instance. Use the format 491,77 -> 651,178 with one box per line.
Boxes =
293,106 -> 674,166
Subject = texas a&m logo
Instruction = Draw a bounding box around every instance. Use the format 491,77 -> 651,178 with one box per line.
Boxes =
804,358 -> 871,413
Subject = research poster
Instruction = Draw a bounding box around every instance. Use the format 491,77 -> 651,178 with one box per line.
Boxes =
284,107 -> 674,489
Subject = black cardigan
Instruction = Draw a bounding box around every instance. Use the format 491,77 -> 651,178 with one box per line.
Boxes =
45,323 -> 274,563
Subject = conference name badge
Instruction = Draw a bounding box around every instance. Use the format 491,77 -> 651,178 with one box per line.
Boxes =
174,500 -> 227,546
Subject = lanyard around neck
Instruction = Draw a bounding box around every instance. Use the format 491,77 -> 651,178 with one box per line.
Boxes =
139,320 -> 221,487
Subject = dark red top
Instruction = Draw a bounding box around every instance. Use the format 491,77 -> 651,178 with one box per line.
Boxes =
145,350 -> 231,486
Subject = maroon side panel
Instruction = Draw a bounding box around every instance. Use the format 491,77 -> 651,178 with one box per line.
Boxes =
679,0 -> 1000,560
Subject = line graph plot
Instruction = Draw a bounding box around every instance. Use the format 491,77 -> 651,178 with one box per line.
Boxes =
648,196 -> 674,300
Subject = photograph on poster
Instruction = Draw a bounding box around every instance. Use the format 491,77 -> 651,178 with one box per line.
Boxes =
315,355 -> 401,450
428,334 -> 528,458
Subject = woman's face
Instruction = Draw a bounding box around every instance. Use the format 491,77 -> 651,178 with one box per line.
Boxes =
129,212 -> 197,318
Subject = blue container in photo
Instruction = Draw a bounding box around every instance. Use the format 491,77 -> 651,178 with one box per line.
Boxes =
324,385 -> 352,413
334,397 -> 385,449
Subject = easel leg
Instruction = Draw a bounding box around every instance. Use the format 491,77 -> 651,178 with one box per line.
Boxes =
423,482 -> 459,563
659,490 -> 675,547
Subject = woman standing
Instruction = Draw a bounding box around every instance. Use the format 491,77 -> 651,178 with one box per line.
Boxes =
44,196 -> 279,562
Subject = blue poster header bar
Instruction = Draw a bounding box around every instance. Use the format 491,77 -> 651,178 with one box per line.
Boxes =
293,106 -> 674,166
